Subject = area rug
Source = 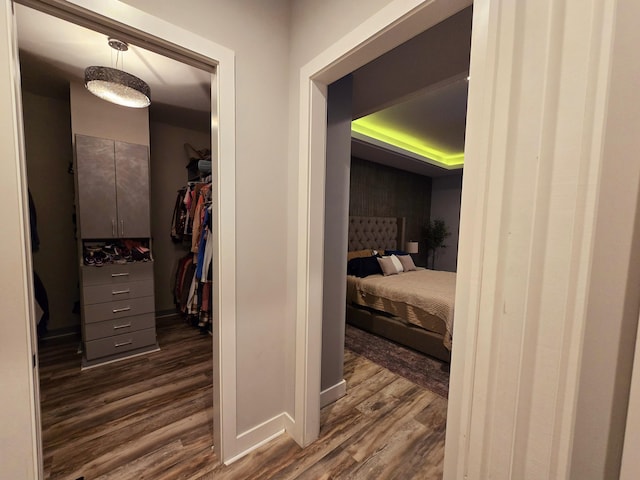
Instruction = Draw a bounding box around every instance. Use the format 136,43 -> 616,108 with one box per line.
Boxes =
344,324 -> 450,398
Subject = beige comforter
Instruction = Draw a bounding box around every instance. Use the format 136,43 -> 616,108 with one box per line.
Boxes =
347,268 -> 456,349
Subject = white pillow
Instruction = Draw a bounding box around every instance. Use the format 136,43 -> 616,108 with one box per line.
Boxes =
390,254 -> 404,273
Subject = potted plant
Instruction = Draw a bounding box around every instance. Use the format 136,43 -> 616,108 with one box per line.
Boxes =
424,218 -> 450,269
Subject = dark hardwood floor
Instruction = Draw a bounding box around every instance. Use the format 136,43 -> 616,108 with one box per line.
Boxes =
38,317 -> 447,479
39,316 -> 215,480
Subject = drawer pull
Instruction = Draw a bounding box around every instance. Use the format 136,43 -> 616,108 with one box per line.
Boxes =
112,289 -> 130,295
111,273 -> 130,277
112,306 -> 131,313
113,323 -> 132,330
115,340 -> 133,348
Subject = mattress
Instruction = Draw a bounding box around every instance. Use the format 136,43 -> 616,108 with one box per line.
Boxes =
347,268 -> 456,349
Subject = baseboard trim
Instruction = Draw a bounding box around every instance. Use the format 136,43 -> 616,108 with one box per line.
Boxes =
81,344 -> 160,370
225,413 -> 288,465
283,411 -> 295,437
155,309 -> 181,319
41,326 -> 81,340
320,379 -> 346,408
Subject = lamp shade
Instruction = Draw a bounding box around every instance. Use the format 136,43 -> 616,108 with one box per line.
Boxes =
405,241 -> 419,254
85,66 -> 151,108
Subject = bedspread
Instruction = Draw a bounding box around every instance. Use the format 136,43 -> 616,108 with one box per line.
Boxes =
347,268 -> 456,349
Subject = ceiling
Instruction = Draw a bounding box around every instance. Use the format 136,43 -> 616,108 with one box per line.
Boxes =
15,3 -> 212,121
357,78 -> 468,155
348,6 -> 472,177
352,76 -> 468,176
15,3 -> 470,177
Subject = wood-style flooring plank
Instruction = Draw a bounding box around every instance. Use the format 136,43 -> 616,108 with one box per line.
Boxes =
39,317 -> 215,480
271,378 -> 425,479
39,318 -> 448,479
204,368 -> 447,480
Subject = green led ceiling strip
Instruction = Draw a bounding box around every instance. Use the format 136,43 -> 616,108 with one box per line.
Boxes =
352,118 -> 464,168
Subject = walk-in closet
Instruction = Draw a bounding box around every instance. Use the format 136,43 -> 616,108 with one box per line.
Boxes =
16,3 -> 217,477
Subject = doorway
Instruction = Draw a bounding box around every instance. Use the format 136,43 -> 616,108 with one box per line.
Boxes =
1,0 -> 238,476
292,0 -> 473,452
17,4 -> 216,476
319,5 -> 470,468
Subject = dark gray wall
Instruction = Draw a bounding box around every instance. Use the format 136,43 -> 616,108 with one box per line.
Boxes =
23,90 -> 79,333
351,6 -> 472,118
430,172 -> 463,271
321,75 -> 353,400
349,157 -> 432,267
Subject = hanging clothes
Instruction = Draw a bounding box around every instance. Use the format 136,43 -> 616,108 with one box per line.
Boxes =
172,181 -> 213,332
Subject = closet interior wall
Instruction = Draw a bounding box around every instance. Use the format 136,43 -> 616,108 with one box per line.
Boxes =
22,88 -> 78,334
22,76 -> 212,338
149,120 -> 211,315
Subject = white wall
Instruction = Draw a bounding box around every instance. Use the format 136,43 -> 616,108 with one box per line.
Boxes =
22,90 -> 79,332
430,172 -> 462,272
148,120 -> 210,313
121,0 -> 291,434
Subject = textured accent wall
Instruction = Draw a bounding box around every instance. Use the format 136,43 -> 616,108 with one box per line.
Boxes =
349,157 -> 431,266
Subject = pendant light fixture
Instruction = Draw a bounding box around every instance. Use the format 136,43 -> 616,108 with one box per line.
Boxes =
84,38 -> 151,108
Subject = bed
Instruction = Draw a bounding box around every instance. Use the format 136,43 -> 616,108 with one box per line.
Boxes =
346,216 -> 454,362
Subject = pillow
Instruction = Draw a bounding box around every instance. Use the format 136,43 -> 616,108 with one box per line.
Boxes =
347,255 -> 383,277
347,249 -> 373,261
398,254 -> 416,272
390,254 -> 404,273
377,256 -> 399,276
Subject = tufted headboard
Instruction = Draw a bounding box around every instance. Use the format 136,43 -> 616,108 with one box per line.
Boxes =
348,216 -> 406,252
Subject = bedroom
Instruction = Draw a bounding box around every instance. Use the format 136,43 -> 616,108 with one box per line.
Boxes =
320,6 -> 471,410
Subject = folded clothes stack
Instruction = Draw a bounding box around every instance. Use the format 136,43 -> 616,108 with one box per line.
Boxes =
83,239 -> 152,266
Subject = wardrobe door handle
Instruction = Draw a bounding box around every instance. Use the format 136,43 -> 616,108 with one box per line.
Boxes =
112,219 -> 116,237
120,220 -> 124,236
112,306 -> 131,313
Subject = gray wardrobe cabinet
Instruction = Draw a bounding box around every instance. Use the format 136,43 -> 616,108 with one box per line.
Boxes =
75,134 -> 151,239
75,134 -> 157,367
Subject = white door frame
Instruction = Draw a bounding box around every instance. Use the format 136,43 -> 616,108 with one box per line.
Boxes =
0,1 -> 41,477
1,0 -> 241,471
621,314 -> 640,479
293,0 -> 472,448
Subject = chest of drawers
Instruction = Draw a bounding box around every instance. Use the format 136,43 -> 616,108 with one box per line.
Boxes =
80,262 -> 158,367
